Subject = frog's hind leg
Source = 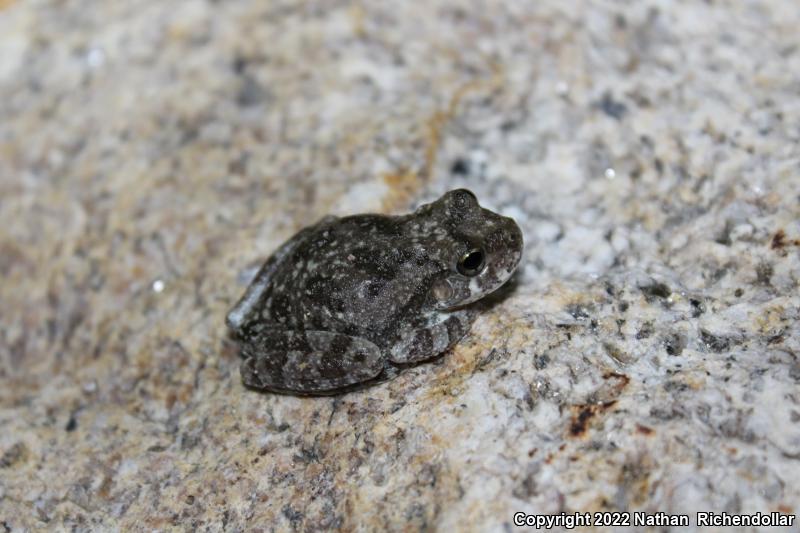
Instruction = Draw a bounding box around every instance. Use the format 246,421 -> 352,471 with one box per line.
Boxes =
240,329 -> 384,394
387,309 -> 476,364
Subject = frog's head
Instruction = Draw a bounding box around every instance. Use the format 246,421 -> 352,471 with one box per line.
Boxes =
415,189 -> 524,310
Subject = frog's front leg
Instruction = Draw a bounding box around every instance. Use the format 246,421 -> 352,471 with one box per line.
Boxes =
387,309 -> 476,364
240,329 -> 384,394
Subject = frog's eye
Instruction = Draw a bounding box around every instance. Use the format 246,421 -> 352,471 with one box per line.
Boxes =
451,189 -> 477,209
457,247 -> 485,276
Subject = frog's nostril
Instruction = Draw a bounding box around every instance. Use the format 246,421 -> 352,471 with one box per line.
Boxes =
509,230 -> 523,251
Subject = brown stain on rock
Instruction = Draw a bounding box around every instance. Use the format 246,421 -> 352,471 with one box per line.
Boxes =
771,229 -> 800,255
568,400 -> 617,438
382,68 -> 504,214
603,371 -> 630,389
381,171 -> 422,213
591,371 -> 631,405
568,371 -> 630,437
421,67 -> 503,181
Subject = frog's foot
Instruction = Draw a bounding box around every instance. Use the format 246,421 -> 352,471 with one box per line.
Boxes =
387,309 -> 476,364
240,330 -> 383,394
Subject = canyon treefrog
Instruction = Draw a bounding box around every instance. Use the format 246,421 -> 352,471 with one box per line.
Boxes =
226,189 -> 523,394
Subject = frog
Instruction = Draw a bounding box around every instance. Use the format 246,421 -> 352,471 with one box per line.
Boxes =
226,188 -> 523,395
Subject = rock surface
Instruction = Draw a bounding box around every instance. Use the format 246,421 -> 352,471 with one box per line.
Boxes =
1,0 -> 799,531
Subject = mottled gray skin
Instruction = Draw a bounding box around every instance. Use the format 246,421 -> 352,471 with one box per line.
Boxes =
226,189 -> 523,395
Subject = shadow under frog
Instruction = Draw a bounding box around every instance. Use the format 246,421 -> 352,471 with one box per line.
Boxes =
225,189 -> 524,395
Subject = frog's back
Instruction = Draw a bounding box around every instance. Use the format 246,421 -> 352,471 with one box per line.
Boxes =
258,213 -> 429,334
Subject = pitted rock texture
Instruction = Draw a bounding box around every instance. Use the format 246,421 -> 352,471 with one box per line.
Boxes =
1,0 -> 799,531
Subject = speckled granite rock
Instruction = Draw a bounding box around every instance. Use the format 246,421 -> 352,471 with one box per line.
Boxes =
1,0 -> 799,531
